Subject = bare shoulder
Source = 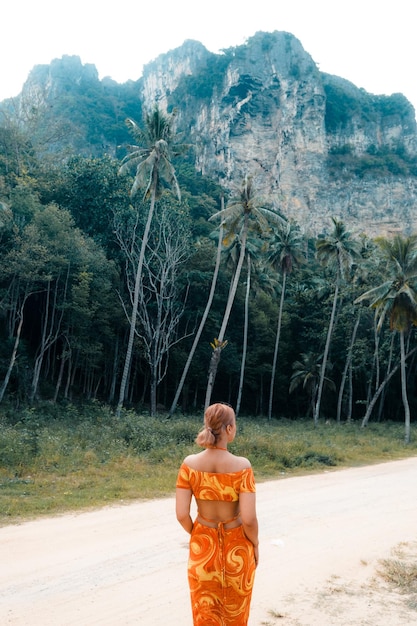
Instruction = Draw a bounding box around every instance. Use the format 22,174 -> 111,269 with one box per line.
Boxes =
182,452 -> 204,469
182,451 -> 251,473
232,455 -> 252,471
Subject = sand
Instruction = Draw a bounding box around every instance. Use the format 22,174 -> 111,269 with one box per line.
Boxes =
1,456 -> 417,625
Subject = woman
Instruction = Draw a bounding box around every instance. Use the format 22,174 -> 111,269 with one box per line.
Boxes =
176,402 -> 258,626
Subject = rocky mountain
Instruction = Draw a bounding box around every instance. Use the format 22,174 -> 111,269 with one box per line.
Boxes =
2,55 -> 143,156
140,32 -> 417,236
2,31 -> 417,236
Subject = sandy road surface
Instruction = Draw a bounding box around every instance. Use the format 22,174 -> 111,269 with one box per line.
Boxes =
1,457 -> 417,625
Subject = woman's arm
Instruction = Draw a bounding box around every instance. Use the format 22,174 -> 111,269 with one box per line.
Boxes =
239,491 -> 259,566
176,488 -> 193,534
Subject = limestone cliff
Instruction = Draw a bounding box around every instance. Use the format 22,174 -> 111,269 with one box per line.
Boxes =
3,32 -> 417,236
141,31 -> 417,236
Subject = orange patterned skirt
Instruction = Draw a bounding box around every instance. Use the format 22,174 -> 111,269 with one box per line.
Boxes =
188,520 -> 256,625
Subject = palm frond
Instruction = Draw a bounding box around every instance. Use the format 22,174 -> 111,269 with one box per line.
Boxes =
118,106 -> 183,200
356,234 -> 417,333
354,280 -> 394,306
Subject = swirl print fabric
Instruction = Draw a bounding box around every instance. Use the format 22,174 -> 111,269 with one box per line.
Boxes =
176,464 -> 255,501
188,520 -> 256,625
177,465 -> 257,625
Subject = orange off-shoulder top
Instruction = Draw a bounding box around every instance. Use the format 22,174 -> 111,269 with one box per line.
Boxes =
176,463 -> 256,501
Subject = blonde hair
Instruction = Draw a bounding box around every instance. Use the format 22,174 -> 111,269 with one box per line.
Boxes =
195,403 -> 235,448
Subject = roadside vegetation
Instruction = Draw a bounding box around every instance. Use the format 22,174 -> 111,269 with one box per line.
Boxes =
378,541 -> 417,601
1,401 -> 416,526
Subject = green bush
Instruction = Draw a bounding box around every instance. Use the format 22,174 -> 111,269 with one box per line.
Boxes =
1,403 -> 417,524
0,425 -> 34,470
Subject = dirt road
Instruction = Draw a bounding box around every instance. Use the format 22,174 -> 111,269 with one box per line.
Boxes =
1,457 -> 417,625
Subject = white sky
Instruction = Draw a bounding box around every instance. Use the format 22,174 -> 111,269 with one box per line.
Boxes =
2,0 -> 416,115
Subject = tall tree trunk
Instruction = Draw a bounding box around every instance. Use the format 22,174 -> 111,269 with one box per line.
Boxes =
236,255 -> 251,416
0,301 -> 26,403
116,176 -> 157,417
108,336 -> 119,404
314,281 -> 339,424
64,354 -> 72,399
268,270 -> 287,420
169,218 -> 224,416
400,330 -> 411,444
204,223 -> 248,409
53,339 -> 70,403
347,354 -> 353,421
336,310 -> 361,423
205,347 -> 224,411
31,281 -> 53,402
361,345 -> 417,428
377,333 -> 395,422
30,274 -> 66,402
150,342 -> 159,416
373,318 -> 380,391
365,316 -> 380,409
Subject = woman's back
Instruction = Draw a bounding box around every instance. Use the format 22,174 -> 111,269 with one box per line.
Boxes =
182,449 -> 252,524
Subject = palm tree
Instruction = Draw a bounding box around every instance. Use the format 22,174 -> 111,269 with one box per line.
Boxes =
314,218 -> 359,424
355,234 -> 417,443
267,220 -> 304,419
204,175 -> 279,409
360,344 -> 417,428
168,207 -> 225,416
116,106 -> 183,416
336,306 -> 361,422
289,352 -> 335,418
234,236 -> 263,416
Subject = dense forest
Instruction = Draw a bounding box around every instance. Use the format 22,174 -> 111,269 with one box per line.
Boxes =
1,103 -> 417,442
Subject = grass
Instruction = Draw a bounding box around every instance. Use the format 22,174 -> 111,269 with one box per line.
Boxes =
377,542 -> 417,595
1,401 -> 417,526
379,559 -> 417,591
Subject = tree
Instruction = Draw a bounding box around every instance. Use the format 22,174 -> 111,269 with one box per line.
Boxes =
336,307 -> 362,422
116,199 -> 192,415
355,234 -> 417,443
0,119 -> 37,192
267,220 -> 304,419
204,176 -> 279,409
0,287 -> 31,403
57,241 -> 119,403
289,352 -> 335,418
360,346 -> 417,428
234,236 -> 263,416
314,218 -> 359,424
236,250 -> 251,416
168,201 -> 225,416
116,106 -> 183,416
47,155 -> 131,252
0,209 -> 52,402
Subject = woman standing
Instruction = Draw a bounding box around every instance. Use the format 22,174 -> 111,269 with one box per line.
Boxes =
176,403 -> 258,625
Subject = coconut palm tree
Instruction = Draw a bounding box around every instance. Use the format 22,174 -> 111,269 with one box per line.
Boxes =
336,305 -> 363,423
116,106 -> 183,416
289,352 -> 335,418
204,175 -> 280,409
267,219 -> 304,419
232,236 -> 263,416
355,234 -> 417,443
314,218 -> 360,424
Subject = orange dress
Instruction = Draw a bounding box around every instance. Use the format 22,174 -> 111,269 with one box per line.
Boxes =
176,464 -> 256,626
